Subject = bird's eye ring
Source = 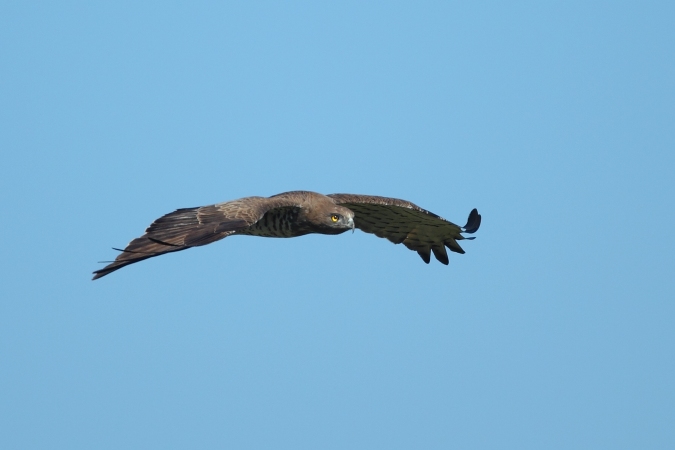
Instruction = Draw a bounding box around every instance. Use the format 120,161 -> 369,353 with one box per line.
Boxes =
331,214 -> 339,223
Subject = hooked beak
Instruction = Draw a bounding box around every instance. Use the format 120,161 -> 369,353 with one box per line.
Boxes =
349,217 -> 355,233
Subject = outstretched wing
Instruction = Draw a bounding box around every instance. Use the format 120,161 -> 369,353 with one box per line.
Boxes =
92,196 -> 299,280
328,194 -> 481,265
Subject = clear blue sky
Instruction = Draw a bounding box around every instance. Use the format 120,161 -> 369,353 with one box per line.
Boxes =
1,2 -> 673,449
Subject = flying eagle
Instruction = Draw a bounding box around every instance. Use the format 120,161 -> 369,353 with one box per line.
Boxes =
92,191 -> 481,280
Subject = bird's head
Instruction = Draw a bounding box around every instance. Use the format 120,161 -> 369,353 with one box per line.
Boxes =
304,204 -> 354,235
326,205 -> 355,234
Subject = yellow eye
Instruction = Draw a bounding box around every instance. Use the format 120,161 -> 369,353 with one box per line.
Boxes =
331,214 -> 339,223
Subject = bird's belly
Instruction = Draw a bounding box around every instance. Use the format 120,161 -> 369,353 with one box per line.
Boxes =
237,226 -> 301,238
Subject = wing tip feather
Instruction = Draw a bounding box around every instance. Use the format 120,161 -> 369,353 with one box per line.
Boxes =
417,250 -> 431,264
462,208 -> 481,234
432,246 -> 450,265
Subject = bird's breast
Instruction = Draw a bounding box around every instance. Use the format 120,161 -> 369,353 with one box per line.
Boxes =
237,207 -> 305,238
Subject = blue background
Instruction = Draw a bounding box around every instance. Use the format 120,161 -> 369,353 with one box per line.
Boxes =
1,1 -> 673,448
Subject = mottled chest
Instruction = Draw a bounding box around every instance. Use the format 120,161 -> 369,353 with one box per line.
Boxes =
237,207 -> 302,238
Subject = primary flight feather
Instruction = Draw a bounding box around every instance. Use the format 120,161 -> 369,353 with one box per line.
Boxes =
92,191 -> 481,279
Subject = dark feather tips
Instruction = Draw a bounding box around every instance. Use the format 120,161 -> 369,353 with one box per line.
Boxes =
463,208 -> 481,234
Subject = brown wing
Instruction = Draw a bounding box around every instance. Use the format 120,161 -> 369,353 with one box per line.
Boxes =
92,195 -> 302,280
328,194 -> 481,265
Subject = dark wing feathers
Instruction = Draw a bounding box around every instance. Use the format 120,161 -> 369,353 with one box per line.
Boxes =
144,206 -> 246,246
328,193 -> 481,265
92,195 -> 303,280
92,206 -> 246,279
431,245 -> 449,265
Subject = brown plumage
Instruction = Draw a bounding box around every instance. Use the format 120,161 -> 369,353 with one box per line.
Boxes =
92,191 -> 481,280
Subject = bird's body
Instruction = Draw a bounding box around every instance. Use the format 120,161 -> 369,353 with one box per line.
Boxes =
93,191 -> 481,279
237,206 -> 302,238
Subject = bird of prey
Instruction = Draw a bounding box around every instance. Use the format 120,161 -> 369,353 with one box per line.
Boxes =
92,191 -> 481,280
